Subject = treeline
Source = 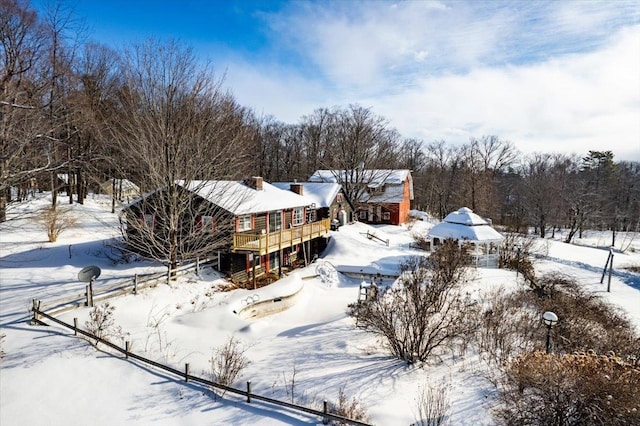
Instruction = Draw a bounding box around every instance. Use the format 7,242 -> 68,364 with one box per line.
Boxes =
2,0 -> 638,240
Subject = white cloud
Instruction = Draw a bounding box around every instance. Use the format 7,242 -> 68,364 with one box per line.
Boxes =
369,25 -> 640,160
225,3 -> 640,161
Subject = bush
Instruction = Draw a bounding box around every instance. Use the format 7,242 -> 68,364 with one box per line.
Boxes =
413,379 -> 451,426
477,273 -> 640,366
496,351 -> 640,426
349,240 -> 477,363
210,336 -> 249,396
38,206 -> 76,242
84,302 -> 122,345
328,386 -> 369,425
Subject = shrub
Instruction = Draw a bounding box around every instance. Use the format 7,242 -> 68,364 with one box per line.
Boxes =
84,302 -> 122,345
349,241 -> 477,363
413,379 -> 451,426
496,351 -> 640,426
328,386 -> 369,425
38,206 -> 76,242
210,336 -> 249,396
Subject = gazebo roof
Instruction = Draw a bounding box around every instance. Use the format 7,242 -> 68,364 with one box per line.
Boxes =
429,207 -> 503,242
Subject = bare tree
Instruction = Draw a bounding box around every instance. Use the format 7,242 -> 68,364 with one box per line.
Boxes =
422,141 -> 464,219
0,0 -> 48,221
106,39 -> 253,271
349,240 -> 476,363
460,136 -> 518,219
302,105 -> 401,206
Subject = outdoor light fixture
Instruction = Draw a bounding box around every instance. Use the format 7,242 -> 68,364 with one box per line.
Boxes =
515,243 -> 523,279
542,311 -> 558,354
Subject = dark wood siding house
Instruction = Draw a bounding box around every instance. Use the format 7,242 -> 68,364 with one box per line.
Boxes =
308,169 -> 414,225
123,177 -> 331,288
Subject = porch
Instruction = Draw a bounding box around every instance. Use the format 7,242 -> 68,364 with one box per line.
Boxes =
233,218 -> 331,255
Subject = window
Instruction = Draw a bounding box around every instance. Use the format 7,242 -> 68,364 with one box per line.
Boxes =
336,193 -> 344,203
143,213 -> 154,229
306,209 -> 316,223
248,253 -> 261,267
292,208 -> 304,226
359,210 -> 368,220
238,215 -> 252,232
383,211 -> 391,221
269,211 -> 282,232
201,215 -> 216,231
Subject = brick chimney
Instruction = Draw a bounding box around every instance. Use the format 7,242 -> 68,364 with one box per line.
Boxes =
244,176 -> 263,190
290,183 -> 303,196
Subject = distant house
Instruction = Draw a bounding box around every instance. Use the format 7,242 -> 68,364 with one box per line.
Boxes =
100,178 -> 140,202
123,177 -> 332,287
272,181 -> 354,226
308,169 -> 414,225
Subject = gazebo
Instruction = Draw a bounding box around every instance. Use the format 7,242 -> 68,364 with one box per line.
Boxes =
428,207 -> 504,267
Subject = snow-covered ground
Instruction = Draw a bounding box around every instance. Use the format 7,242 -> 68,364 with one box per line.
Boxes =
1,195 -> 639,425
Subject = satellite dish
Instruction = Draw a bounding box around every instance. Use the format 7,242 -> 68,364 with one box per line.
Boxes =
78,265 -> 101,282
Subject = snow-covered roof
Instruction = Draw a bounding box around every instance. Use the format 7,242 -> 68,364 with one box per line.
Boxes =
428,207 -> 503,242
271,182 -> 341,208
100,179 -> 139,192
180,180 -> 315,216
309,169 -> 413,202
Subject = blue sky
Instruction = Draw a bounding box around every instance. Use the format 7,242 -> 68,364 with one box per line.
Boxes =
35,0 -> 640,160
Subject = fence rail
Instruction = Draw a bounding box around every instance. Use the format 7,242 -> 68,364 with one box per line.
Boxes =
41,257 -> 220,316
30,305 -> 372,426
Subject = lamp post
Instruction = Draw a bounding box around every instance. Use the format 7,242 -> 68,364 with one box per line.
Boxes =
542,311 -> 558,354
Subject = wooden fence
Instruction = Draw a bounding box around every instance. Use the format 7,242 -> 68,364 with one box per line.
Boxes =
41,257 -> 220,316
29,306 -> 372,426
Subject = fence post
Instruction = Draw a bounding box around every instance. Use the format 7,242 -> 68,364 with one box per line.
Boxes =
133,274 -> 138,294
322,400 -> 329,425
89,280 -> 94,307
125,341 -> 130,359
247,381 -> 251,403
217,251 -> 221,271
73,318 -> 78,335
196,257 -> 200,275
600,251 -> 612,284
607,252 -> 614,292
185,363 -> 189,382
31,299 -> 38,323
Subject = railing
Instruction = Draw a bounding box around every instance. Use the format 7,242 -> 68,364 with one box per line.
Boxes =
40,257 -> 220,316
29,306 -> 372,426
233,218 -> 331,255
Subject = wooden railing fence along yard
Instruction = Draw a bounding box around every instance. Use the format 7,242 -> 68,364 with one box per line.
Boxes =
30,305 -> 372,426
41,257 -> 220,316
30,256 -> 373,425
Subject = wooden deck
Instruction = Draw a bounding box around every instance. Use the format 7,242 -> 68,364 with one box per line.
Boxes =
233,218 -> 331,255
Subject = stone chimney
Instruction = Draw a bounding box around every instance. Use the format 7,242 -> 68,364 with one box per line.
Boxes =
244,176 -> 263,191
290,183 -> 304,196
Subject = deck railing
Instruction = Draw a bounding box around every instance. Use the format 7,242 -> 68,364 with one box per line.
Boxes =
233,218 -> 331,255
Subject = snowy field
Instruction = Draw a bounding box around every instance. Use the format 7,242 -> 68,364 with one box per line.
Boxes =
1,194 -> 639,425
